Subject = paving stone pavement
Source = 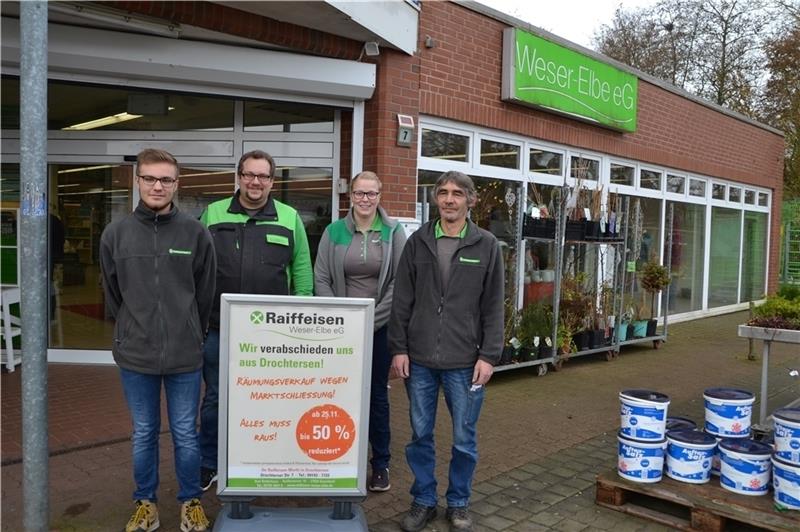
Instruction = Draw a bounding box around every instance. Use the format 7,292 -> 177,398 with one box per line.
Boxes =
2,310 -> 798,531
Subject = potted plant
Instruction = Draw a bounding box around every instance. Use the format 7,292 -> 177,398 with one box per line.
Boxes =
640,260 -> 671,337
522,184 -> 556,239
559,272 -> 592,351
517,302 -> 553,361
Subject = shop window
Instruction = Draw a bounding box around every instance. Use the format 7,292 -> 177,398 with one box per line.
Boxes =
758,192 -> 769,207
665,201 -> 705,314
1,163 -> 20,286
529,148 -> 562,176
420,129 -> 469,162
712,183 -> 726,200
709,207 -> 742,308
744,190 -> 756,204
740,211 -> 768,301
689,178 -> 706,197
480,139 -> 520,169
666,174 -> 685,194
610,163 -> 634,186
640,169 -> 661,190
244,101 -> 334,132
177,167 -> 235,219
40,79 -> 235,131
570,156 -> 599,180
728,187 -> 742,203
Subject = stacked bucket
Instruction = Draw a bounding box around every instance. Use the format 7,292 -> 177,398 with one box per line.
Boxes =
772,408 -> 800,509
617,389 -> 670,483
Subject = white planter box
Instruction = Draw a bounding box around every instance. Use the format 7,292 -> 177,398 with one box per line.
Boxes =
738,325 -> 800,344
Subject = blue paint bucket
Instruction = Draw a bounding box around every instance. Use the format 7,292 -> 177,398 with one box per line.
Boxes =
619,389 -> 670,442
773,408 -> 800,465
666,416 -> 697,432
772,455 -> 800,510
665,429 -> 717,484
703,388 -> 754,438
617,430 -> 665,483
719,439 -> 772,496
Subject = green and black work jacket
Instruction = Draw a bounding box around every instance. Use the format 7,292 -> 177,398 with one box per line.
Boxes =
201,191 -> 313,329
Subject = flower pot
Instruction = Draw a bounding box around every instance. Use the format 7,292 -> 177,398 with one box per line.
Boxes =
646,319 -> 658,337
584,221 -> 601,241
572,330 -> 590,351
616,322 -> 630,342
627,323 -> 635,340
538,341 -> 554,359
633,320 -> 648,338
565,220 -> 586,241
590,329 -> 606,348
500,346 -> 516,365
522,216 -> 556,239
518,347 -> 536,362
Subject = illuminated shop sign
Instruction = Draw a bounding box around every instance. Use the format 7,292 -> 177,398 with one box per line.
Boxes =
502,28 -> 638,132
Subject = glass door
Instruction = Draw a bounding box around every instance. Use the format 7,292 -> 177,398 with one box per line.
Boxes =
50,163 -> 133,350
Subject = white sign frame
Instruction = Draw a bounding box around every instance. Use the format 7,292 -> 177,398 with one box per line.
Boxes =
218,294 -> 374,498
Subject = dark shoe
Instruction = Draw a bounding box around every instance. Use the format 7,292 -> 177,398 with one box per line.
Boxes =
200,467 -> 217,492
368,468 -> 391,492
400,503 -> 437,532
446,506 -> 473,532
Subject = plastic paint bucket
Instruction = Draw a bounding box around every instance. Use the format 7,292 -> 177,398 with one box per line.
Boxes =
719,439 -> 772,496
617,431 -> 666,483
772,455 -> 800,510
666,416 -> 697,432
773,408 -> 800,464
703,388 -> 754,438
665,430 -> 717,484
619,389 -> 670,442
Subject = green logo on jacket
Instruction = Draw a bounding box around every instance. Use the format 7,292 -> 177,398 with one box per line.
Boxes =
169,248 -> 192,255
459,256 -> 481,264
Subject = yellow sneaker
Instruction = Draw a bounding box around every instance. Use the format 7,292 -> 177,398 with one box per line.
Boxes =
125,499 -> 159,532
180,498 -> 210,532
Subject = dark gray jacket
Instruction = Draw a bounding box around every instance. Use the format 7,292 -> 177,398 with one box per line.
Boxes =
388,219 -> 504,369
100,202 -> 216,374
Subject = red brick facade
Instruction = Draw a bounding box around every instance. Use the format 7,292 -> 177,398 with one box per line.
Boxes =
106,0 -> 784,291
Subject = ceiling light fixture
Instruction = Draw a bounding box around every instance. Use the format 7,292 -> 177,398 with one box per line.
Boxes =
48,2 -> 182,38
62,113 -> 143,131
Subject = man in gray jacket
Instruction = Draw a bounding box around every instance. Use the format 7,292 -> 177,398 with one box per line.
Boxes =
100,148 -> 216,532
390,171 -> 504,532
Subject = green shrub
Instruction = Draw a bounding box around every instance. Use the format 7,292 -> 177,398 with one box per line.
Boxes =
749,295 -> 800,330
777,284 -> 800,301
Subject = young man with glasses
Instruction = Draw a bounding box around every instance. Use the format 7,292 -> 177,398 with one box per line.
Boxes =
314,171 -> 407,493
198,149 -> 313,491
389,171 -> 504,532
100,148 -> 216,532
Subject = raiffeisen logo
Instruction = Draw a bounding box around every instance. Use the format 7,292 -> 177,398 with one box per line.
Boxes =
250,310 -> 265,325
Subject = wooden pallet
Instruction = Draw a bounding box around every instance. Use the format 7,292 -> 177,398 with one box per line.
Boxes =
595,469 -> 800,531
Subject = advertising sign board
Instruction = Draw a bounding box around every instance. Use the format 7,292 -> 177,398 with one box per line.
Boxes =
502,28 -> 638,132
218,294 -> 374,498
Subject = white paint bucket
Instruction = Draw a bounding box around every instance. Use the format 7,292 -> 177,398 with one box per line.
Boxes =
619,389 -> 670,442
719,439 -> 772,496
617,431 -> 665,483
703,388 -> 754,438
772,454 -> 800,510
665,430 -> 717,484
773,408 -> 800,465
666,416 -> 696,432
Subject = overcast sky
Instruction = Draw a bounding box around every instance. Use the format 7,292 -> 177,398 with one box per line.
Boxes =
475,0 -> 658,48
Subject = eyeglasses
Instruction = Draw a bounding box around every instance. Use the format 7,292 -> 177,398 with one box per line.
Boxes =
240,172 -> 272,183
352,190 -> 380,200
138,175 -> 177,187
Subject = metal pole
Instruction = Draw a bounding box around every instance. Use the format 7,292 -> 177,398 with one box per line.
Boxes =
759,340 -> 770,426
20,3 -> 49,531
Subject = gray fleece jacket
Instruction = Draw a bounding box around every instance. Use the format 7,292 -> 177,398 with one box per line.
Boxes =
314,206 -> 407,330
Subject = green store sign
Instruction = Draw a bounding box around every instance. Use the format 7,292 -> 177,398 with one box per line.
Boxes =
502,28 -> 638,132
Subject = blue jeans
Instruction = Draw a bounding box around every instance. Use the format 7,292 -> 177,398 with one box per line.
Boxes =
404,362 -> 484,508
119,367 -> 202,502
369,326 -> 391,470
199,328 -> 219,470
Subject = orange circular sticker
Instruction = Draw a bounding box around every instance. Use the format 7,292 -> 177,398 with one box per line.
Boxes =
295,404 -> 355,462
